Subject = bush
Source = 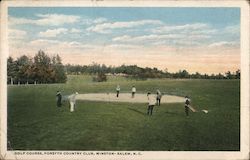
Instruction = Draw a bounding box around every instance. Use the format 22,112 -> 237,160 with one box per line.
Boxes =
92,72 -> 107,82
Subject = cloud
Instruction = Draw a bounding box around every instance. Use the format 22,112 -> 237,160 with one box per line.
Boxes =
35,14 -> 80,26
113,34 -> 184,42
8,28 -> 27,39
29,39 -> 100,52
70,28 -> 81,33
80,17 -> 108,25
38,28 -> 68,38
223,25 -> 240,34
112,33 -> 210,46
151,23 -> 210,34
208,41 -> 239,48
9,14 -> 80,26
30,39 -> 60,45
106,44 -> 142,50
86,20 -> 163,34
93,18 -> 107,24
110,22 -> 217,47
161,39 -> 202,46
9,17 -> 34,26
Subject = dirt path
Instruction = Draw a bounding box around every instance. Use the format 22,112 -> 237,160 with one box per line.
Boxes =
76,93 -> 185,103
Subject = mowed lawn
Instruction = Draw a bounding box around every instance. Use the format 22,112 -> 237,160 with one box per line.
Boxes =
7,75 -> 240,151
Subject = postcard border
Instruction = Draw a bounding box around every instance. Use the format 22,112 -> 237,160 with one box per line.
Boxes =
0,0 -> 249,160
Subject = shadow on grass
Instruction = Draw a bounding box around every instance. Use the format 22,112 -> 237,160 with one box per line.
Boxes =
128,108 -> 146,116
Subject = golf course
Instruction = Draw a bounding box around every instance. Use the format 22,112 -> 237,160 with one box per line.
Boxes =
7,75 -> 240,151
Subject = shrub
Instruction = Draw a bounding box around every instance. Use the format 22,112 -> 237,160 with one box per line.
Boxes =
92,72 -> 107,82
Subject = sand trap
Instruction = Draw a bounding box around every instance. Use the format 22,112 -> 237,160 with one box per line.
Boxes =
76,93 -> 185,103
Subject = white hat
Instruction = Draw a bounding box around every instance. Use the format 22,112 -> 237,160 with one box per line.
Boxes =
75,92 -> 79,94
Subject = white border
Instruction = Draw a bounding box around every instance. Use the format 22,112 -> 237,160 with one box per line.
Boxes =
0,0 -> 249,160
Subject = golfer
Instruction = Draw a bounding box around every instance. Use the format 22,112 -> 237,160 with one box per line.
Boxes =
56,91 -> 62,107
185,96 -> 191,116
116,85 -> 120,97
68,92 -> 78,112
131,86 -> 136,98
156,89 -> 162,106
147,92 -> 156,115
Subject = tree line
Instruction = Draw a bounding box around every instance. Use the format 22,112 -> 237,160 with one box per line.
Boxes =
7,50 -> 240,84
65,63 -> 240,80
7,50 -> 66,84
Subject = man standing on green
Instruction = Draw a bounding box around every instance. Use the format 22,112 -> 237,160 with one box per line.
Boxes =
131,86 -> 136,98
56,91 -> 62,107
68,92 -> 78,112
116,85 -> 120,97
147,92 -> 156,116
185,96 -> 191,116
156,89 -> 162,106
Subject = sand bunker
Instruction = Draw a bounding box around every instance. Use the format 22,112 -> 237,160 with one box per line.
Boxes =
76,93 -> 185,103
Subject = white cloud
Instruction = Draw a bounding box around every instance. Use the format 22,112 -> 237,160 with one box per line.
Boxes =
30,39 -> 60,45
70,28 -> 81,33
38,28 -> 68,38
112,35 -> 131,42
35,14 -> 80,26
112,33 -> 209,44
223,25 -> 240,34
68,41 -> 81,46
8,28 -> 27,39
208,41 -> 239,48
9,17 -> 34,26
93,18 -> 107,24
106,44 -> 142,50
112,34 -> 182,42
80,17 -> 107,25
9,14 -> 80,26
189,29 -> 218,35
152,23 -> 209,34
29,39 -> 100,51
87,20 -> 163,34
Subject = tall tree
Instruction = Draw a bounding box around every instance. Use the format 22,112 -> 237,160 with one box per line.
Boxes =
16,55 -> 32,83
7,57 -> 18,84
52,54 -> 67,83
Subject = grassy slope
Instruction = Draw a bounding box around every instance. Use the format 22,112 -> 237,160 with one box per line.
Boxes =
7,75 -> 240,151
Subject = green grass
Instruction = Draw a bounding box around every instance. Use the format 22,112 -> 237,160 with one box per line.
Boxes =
7,75 -> 240,151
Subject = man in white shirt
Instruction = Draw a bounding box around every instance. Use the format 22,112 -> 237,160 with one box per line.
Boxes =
68,92 -> 78,112
131,86 -> 136,98
147,92 -> 156,115
116,85 -> 120,97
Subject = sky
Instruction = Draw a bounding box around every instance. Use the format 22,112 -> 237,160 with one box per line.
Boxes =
8,7 -> 240,74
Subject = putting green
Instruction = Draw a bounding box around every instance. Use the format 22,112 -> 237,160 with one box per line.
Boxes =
76,93 -> 185,103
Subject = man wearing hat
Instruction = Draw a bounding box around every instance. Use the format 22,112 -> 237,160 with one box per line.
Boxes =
56,91 -> 62,107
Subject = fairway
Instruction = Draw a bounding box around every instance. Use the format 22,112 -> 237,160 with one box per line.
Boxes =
76,93 -> 185,103
7,75 -> 240,151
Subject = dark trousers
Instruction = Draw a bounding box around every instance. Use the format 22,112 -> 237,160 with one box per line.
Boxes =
185,105 -> 189,116
116,91 -> 119,97
132,92 -> 135,98
157,98 -> 161,106
57,100 -> 62,107
147,105 -> 154,115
